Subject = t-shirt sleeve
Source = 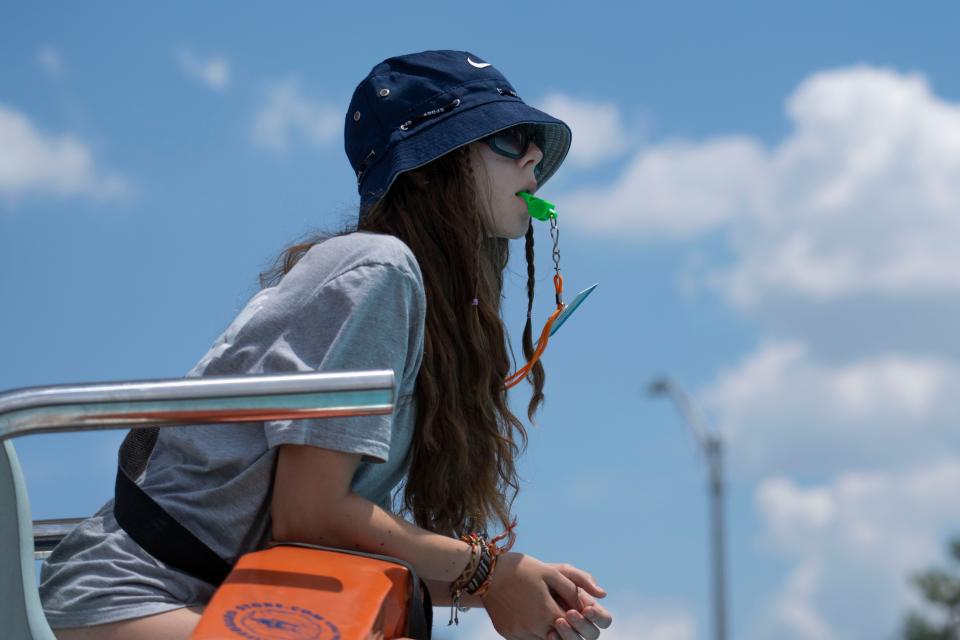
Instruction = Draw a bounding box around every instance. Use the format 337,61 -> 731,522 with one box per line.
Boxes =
193,258 -> 424,463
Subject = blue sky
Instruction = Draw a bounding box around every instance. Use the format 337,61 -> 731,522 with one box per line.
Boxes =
4,2 -> 960,638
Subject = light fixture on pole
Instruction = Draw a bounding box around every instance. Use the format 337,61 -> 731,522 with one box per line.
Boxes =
648,377 -> 728,640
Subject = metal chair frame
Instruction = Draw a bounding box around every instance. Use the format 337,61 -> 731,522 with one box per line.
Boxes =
0,369 -> 394,639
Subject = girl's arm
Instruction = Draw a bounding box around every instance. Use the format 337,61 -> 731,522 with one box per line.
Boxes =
271,443 -> 611,635
271,443 -> 475,592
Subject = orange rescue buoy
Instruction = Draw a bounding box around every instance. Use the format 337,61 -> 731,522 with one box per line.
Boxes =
191,543 -> 429,640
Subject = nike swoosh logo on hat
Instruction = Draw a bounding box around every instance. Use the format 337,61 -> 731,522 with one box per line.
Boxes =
467,57 -> 491,69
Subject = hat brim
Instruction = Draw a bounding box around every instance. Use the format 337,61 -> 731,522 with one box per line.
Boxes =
360,99 -> 572,211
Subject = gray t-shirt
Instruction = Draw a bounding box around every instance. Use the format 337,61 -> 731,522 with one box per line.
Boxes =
39,231 -> 426,628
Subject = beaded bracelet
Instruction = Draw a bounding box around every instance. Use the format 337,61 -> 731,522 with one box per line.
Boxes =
447,519 -> 519,626
473,550 -> 499,597
453,537 -> 482,590
465,544 -> 492,594
448,536 -> 483,626
472,517 -> 518,598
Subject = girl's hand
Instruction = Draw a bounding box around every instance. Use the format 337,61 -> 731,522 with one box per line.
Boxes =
546,563 -> 613,640
480,552 -> 582,639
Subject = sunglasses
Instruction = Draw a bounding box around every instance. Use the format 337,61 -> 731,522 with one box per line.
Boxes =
484,124 -> 545,178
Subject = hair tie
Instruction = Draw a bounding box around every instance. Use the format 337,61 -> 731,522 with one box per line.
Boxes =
471,298 -> 479,306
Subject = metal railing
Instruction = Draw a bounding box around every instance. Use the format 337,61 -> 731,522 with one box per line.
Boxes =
0,370 -> 395,559
32,519 -> 84,559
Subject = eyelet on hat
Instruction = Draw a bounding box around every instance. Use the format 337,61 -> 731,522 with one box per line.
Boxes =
379,88 -> 390,97
353,111 -> 361,122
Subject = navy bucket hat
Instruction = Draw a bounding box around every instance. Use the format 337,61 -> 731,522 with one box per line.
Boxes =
345,50 -> 572,216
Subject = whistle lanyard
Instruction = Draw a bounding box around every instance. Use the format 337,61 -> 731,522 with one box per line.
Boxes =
504,211 -> 565,390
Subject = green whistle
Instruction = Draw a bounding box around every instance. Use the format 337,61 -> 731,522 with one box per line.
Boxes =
517,191 -> 557,221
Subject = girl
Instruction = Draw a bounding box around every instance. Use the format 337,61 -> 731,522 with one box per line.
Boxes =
40,49 -> 613,640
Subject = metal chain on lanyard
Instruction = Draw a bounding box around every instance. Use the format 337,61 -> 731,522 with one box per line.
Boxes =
504,206 -> 565,390
550,215 -> 563,306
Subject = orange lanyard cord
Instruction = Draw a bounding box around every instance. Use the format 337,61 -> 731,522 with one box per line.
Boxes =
504,273 -> 564,390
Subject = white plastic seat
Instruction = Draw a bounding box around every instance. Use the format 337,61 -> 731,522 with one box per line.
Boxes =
0,439 -> 56,639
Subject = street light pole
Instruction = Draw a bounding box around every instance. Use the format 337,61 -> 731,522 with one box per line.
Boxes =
706,435 -> 727,640
648,378 -> 728,640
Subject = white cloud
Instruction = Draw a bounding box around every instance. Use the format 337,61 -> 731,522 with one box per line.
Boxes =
36,45 -> 63,77
563,135 -> 766,236
534,93 -> 635,169
701,340 -> 960,475
250,78 -> 341,153
560,65 -> 960,312
717,66 -> 960,310
753,461 -> 960,640
762,562 -> 834,640
0,102 -> 132,206
601,609 -> 696,640
175,47 -> 230,91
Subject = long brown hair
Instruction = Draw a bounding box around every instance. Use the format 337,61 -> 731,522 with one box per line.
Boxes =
260,144 -> 546,536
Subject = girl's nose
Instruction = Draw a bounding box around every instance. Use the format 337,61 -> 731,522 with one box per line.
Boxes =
521,141 -> 544,171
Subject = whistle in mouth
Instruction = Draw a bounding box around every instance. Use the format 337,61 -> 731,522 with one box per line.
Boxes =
517,191 -> 557,221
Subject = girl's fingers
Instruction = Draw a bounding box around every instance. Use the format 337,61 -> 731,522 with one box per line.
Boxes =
576,588 -> 613,628
554,617 -> 583,640
545,571 -> 581,613
564,608 -> 601,640
581,603 -> 614,630
553,563 -> 607,598
546,630 -> 561,640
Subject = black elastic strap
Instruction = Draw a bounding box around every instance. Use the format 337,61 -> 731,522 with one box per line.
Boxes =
411,578 -> 433,639
114,467 -> 231,586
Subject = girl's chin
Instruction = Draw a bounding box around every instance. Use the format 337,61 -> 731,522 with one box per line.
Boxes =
508,224 -> 528,239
